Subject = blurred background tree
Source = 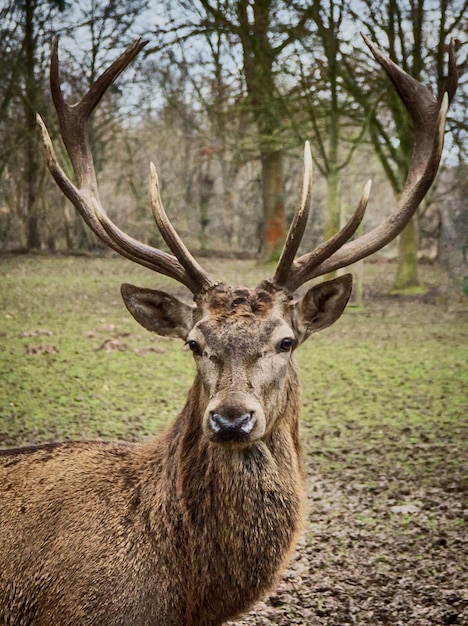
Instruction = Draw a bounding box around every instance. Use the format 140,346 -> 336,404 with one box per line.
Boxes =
343,0 -> 467,291
0,0 -> 67,250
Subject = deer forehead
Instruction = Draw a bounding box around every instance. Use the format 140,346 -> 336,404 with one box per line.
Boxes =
192,285 -> 294,351
198,284 -> 288,316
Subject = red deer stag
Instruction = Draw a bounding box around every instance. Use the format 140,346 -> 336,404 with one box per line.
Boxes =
0,34 -> 457,626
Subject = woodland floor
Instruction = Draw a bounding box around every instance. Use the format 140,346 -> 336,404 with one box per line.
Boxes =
1,255 -> 467,625
227,441 -> 467,626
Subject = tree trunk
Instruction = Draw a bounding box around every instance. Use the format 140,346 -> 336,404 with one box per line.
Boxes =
324,168 -> 340,242
260,150 -> 286,262
24,0 -> 41,250
26,211 -> 40,250
393,219 -> 420,291
235,0 -> 287,262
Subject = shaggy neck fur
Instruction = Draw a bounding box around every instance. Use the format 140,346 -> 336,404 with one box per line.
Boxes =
137,366 -> 304,625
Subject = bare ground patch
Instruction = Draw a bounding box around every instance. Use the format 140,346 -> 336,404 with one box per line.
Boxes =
228,439 -> 467,625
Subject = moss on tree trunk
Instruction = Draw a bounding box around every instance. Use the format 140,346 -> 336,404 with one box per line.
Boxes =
392,218 -> 422,293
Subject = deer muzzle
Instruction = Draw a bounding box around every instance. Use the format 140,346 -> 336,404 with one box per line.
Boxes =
205,397 -> 265,445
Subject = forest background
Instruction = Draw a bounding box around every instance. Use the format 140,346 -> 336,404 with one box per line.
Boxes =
0,0 -> 467,292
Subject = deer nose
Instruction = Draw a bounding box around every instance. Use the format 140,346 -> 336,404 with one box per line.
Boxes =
209,408 -> 257,442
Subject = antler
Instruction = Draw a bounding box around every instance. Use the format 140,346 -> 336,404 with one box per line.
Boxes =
273,33 -> 458,293
39,36 -> 457,296
37,37 -> 215,295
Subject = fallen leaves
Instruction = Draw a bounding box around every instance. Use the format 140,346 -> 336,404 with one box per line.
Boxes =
88,326 -> 166,356
133,346 -> 166,356
95,339 -> 129,353
25,344 -> 58,355
389,502 -> 421,515
94,338 -> 166,355
19,326 -> 166,357
20,329 -> 53,337
19,329 -> 58,355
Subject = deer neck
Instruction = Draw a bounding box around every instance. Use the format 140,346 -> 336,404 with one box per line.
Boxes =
173,369 -> 303,528
139,367 -> 303,504
134,370 -> 304,622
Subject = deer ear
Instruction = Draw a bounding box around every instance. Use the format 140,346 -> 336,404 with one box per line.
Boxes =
121,284 -> 194,339
292,274 -> 352,343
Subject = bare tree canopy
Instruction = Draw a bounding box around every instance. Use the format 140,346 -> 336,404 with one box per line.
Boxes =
0,0 -> 466,289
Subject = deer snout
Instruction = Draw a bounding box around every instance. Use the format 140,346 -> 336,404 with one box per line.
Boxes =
205,399 -> 265,445
210,410 -> 256,441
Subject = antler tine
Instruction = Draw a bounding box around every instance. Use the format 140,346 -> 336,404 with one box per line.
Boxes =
149,163 -> 215,292
41,38 -> 215,294
49,37 -> 147,194
284,180 -> 371,292
273,141 -> 313,287
273,35 -> 457,291
37,113 -> 194,286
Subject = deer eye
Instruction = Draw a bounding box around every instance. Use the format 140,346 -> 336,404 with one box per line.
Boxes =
277,338 -> 295,353
187,340 -> 202,356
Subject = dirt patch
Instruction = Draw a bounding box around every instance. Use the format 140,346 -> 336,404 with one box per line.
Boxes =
228,442 -> 467,625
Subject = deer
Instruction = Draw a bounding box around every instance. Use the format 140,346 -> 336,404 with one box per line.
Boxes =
0,34 -> 457,626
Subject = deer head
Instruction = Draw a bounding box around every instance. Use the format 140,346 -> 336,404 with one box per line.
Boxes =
120,274 -> 351,445
37,35 -> 457,446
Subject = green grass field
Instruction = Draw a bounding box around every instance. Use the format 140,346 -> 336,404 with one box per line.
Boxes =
1,255 -> 465,454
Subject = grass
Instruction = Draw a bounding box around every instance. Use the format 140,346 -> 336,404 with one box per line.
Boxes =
0,256 -> 191,444
1,254 -> 466,462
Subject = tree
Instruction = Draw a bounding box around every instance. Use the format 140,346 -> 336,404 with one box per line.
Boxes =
55,0 -> 150,250
290,0 -> 366,248
159,0 -> 322,261
344,0 -> 467,291
0,0 -> 66,250
145,5 -> 264,253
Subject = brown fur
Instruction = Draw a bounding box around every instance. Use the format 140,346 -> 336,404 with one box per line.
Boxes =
0,277 -> 352,625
